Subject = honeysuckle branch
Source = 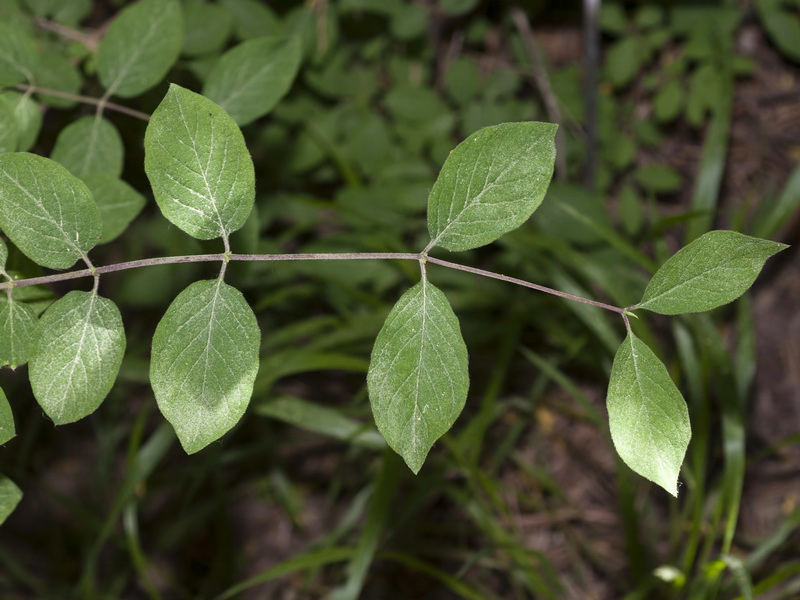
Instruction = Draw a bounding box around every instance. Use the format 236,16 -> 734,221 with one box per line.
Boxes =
0,251 -> 627,315
14,84 -> 151,121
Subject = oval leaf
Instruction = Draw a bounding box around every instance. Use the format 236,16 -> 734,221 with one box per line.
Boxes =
83,175 -> 146,244
0,387 -> 15,445
151,279 -> 260,454
0,475 -> 22,525
144,84 -> 256,240
1,90 -> 43,152
51,116 -> 124,179
203,36 -> 302,126
367,280 -> 469,473
29,291 -> 126,424
0,297 -> 37,367
0,153 -> 101,269
607,331 -> 690,496
427,122 -> 557,252
637,230 -> 788,315
96,0 -> 183,98
0,21 -> 37,86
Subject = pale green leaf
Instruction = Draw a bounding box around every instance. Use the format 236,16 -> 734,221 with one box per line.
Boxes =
367,280 -> 469,473
0,91 -> 42,151
29,291 -> 125,424
203,36 -> 302,126
83,174 -> 146,244
182,1 -> 233,57
607,331 -> 690,496
0,475 -> 22,525
0,386 -> 15,444
151,279 -> 260,454
0,94 -> 18,153
0,153 -> 101,269
51,116 -> 124,179
0,20 -> 37,86
96,0 -> 183,98
144,84 -> 255,240
427,122 -> 557,252
0,297 -> 37,367
637,230 -> 788,315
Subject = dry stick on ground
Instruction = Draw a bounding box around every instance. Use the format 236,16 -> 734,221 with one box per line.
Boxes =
511,7 -> 568,182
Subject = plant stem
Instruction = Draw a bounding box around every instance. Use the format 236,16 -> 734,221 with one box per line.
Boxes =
15,84 -> 151,121
0,251 -> 627,315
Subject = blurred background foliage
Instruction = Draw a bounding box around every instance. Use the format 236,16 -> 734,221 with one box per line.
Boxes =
0,0 -> 799,598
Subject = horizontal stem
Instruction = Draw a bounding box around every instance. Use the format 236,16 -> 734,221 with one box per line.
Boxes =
15,84 -> 151,121
0,251 -> 625,315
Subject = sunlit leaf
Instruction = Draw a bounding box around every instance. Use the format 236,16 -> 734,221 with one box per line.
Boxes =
96,0 -> 183,98
151,279 -> 260,454
29,291 -> 126,424
0,153 -> 101,269
50,116 -> 124,179
367,280 -> 469,473
427,121 -> 557,252
636,230 -> 788,315
144,84 -> 255,240
607,331 -> 690,496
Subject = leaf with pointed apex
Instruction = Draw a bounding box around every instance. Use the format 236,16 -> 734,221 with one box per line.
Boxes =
96,0 -> 183,98
607,331 -> 690,496
0,153 -> 101,269
0,21 -> 37,86
427,121 -> 557,252
637,230 -> 788,315
0,387 -> 14,444
29,291 -> 126,424
367,280 -> 469,473
151,279 -> 260,454
0,475 -> 22,525
144,84 -> 255,240
51,116 -> 124,179
203,36 -> 302,126
83,175 -> 146,244
0,297 -> 37,367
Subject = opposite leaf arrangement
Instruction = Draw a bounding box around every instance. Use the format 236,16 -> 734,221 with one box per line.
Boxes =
0,81 -> 787,505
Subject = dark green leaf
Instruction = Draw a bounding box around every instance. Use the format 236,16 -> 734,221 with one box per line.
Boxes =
0,386 -> 14,444
0,91 -> 42,151
0,94 -> 17,153
634,164 -> 682,194
182,1 -> 233,57
0,475 -> 22,524
83,175 -> 146,244
0,297 -> 37,367
0,21 -> 36,86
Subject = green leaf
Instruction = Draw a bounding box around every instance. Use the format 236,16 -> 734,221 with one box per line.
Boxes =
23,0 -> 91,26
219,0 -> 283,41
96,0 -> 183,97
50,116 -> 124,179
31,48 -> 82,108
634,164 -> 682,194
0,91 -> 42,151
653,79 -> 685,123
29,291 -> 126,424
83,175 -> 146,244
440,0 -> 478,16
0,297 -> 37,367
367,280 -> 469,473
0,153 -> 101,269
0,20 -> 37,86
0,475 -> 22,525
0,237 -> 6,270
607,331 -> 690,496
0,94 -> 18,153
637,230 -> 788,315
203,36 -> 302,126
144,84 -> 255,240
605,36 -> 646,88
426,122 -> 557,252
151,279 -> 260,454
182,0 -> 233,57
0,386 -> 15,444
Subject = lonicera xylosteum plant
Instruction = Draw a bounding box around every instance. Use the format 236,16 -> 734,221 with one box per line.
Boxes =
0,0 -> 790,527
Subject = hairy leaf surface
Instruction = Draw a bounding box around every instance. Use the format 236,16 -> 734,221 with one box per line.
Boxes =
427,122 -> 557,252
203,36 -> 302,126
607,331 -> 690,496
144,84 -> 255,240
83,175 -> 146,244
51,116 -> 124,179
151,279 -> 260,454
0,387 -> 15,445
0,298 -> 37,367
0,153 -> 100,269
637,230 -> 788,315
0,475 -> 22,525
367,280 -> 469,473
96,0 -> 183,98
29,292 -> 125,424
